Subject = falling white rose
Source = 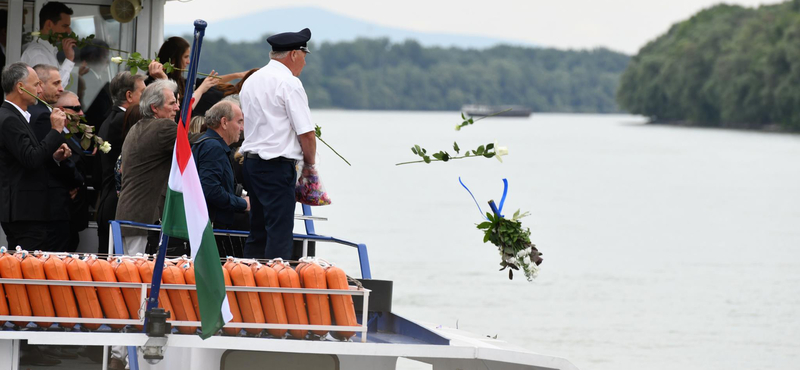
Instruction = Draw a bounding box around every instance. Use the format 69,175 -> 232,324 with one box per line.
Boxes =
110,56 -> 124,64
494,140 -> 509,163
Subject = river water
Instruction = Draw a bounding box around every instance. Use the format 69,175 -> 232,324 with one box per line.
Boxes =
305,111 -> 800,370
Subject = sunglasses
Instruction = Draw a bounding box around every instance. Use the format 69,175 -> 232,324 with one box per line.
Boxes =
60,105 -> 82,112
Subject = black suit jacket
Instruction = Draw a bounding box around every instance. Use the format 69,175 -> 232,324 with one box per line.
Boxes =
0,101 -> 65,222
28,102 -> 85,221
97,106 -> 124,194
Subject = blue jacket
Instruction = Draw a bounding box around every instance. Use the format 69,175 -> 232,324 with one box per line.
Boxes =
191,129 -> 247,226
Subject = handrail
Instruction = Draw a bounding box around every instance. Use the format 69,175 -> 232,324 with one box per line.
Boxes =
0,277 -> 371,342
108,220 -> 372,279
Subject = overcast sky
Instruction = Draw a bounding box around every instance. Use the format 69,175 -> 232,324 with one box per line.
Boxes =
165,0 -> 784,54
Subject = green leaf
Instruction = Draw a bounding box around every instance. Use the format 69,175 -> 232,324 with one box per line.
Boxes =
411,147 -> 418,155
477,222 -> 492,229
476,145 -> 485,155
432,152 -> 444,160
486,143 -> 494,150
453,141 -> 460,153
484,152 -> 495,158
441,153 -> 450,162
468,118 -> 474,124
315,125 -> 322,137
130,66 -> 138,74
131,52 -> 141,59
423,156 -> 431,163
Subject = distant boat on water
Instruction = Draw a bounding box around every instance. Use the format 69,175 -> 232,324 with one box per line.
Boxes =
461,104 -> 532,117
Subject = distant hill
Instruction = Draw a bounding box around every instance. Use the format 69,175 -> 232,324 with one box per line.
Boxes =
164,6 -> 534,49
617,0 -> 800,131
194,37 -> 629,112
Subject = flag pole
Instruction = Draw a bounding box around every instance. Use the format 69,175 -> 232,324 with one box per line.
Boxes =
144,19 -> 208,328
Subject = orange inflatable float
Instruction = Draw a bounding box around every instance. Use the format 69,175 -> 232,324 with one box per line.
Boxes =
252,263 -> 288,338
42,254 -> 80,327
181,262 -> 202,321
326,265 -> 358,340
137,259 -> 175,322
299,262 -> 330,337
0,248 -> 31,327
161,264 -> 198,334
20,253 -> 56,328
277,265 -> 309,339
228,261 -> 265,335
64,255 -> 103,330
0,248 -> 11,318
89,258 -> 130,329
114,258 -> 145,328
221,266 -> 243,336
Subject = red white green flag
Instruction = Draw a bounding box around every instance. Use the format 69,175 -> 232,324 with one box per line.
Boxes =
161,103 -> 232,339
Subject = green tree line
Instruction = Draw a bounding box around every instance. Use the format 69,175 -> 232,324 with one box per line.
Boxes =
195,37 -> 629,112
617,0 -> 800,131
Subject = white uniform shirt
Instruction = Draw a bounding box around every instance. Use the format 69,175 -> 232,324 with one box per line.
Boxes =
239,60 -> 315,161
21,38 -> 75,89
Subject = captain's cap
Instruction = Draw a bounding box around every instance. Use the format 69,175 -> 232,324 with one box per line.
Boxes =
267,28 -> 312,53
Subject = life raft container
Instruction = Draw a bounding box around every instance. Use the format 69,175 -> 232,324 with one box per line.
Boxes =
0,248 -> 32,327
20,252 -> 56,328
221,266 -> 243,336
161,264 -> 198,334
41,254 -> 80,327
276,263 -> 309,339
89,257 -> 130,329
64,255 -> 103,330
299,262 -> 330,337
252,262 -> 288,338
326,265 -> 358,340
227,261 -> 265,335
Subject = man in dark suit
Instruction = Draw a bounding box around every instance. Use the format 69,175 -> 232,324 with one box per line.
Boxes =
0,62 -> 70,251
95,71 -> 145,252
28,64 -> 80,252
55,92 -> 91,252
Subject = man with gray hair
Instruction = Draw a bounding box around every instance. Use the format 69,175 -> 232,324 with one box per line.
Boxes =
0,62 -> 69,252
95,71 -> 145,251
115,79 -> 180,255
192,99 -> 249,256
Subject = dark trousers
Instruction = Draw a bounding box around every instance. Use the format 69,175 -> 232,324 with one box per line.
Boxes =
44,221 -> 71,252
95,189 -> 118,254
1,221 -> 49,251
242,157 -> 296,260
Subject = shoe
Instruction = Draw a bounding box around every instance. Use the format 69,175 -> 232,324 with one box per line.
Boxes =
108,357 -> 126,370
78,346 -> 105,363
19,353 -> 62,366
42,346 -> 80,359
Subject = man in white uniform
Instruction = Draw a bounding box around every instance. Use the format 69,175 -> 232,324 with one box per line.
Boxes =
21,2 -> 76,89
239,28 -> 317,259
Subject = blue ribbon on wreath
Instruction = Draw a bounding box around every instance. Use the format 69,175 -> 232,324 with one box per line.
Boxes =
459,177 -> 508,220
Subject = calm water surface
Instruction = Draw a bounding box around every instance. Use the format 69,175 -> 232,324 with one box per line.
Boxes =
304,111 -> 800,370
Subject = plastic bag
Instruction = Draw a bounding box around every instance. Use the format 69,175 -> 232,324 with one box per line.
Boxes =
295,165 -> 331,206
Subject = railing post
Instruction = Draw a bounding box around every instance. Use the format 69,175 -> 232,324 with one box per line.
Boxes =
357,243 -> 372,279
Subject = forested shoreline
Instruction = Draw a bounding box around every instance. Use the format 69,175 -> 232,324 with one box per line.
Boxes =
192,37 -> 629,112
617,0 -> 800,131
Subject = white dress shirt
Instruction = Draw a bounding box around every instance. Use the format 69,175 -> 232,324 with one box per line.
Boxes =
239,60 -> 315,161
21,38 -> 74,89
4,100 -> 31,123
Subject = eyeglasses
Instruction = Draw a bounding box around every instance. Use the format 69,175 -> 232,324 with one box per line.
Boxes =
60,105 -> 82,112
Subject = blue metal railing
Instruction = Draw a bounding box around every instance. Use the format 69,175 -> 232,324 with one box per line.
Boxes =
108,220 -> 372,279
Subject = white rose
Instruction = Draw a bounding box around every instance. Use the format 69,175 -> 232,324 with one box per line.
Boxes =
517,249 -> 528,258
523,256 -> 532,265
494,140 -> 509,163
110,56 -> 124,64
31,31 -> 41,37
99,141 -> 112,153
506,257 -> 517,265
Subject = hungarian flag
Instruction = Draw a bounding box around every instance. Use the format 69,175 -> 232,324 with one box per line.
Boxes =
161,101 -> 233,339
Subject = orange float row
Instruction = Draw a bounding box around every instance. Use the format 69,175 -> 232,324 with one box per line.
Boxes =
0,247 -> 359,340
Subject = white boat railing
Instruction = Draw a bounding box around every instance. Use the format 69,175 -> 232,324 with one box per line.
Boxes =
0,278 -> 370,342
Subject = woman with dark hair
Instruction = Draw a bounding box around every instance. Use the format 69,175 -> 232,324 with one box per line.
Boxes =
148,37 -> 250,118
